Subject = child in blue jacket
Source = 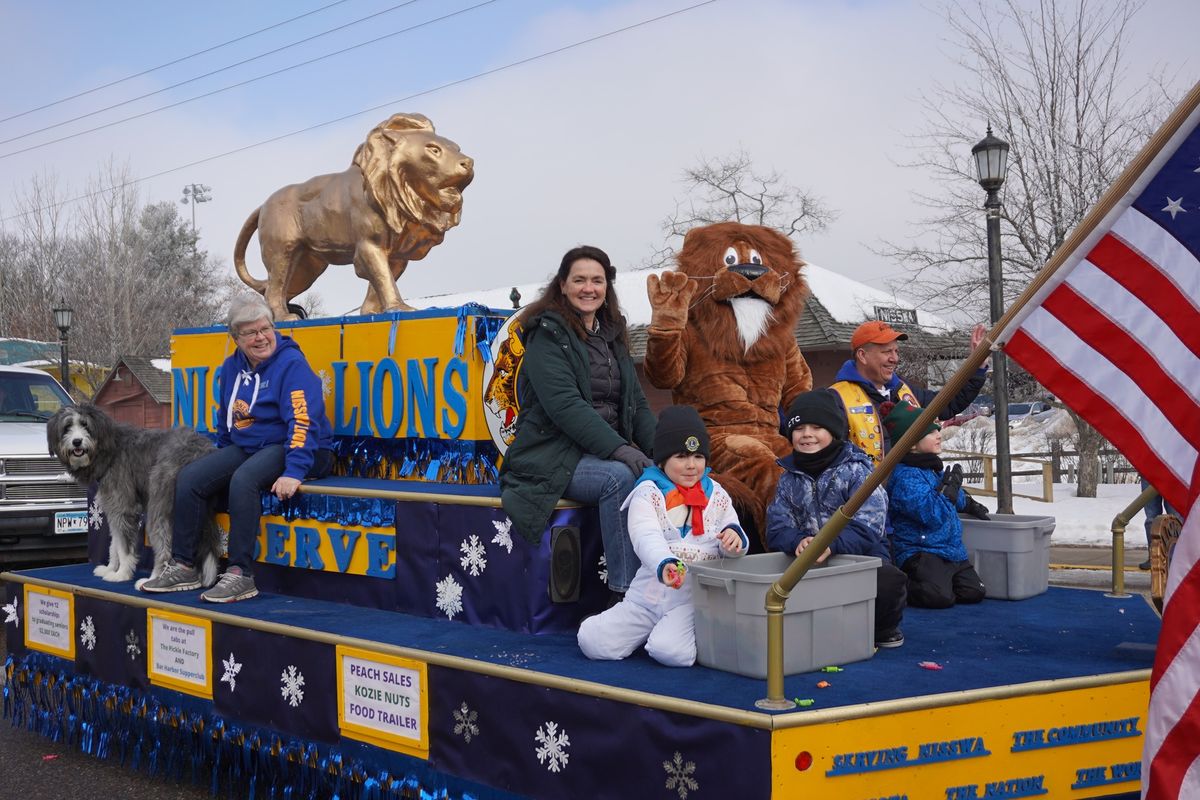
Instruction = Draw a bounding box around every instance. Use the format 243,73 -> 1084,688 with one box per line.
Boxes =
882,401 -> 988,608
766,390 -> 907,648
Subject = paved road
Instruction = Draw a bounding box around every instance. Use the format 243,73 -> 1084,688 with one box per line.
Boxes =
0,549 -> 1158,799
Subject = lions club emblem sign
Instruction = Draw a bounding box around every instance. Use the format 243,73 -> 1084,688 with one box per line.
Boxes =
482,311 -> 525,455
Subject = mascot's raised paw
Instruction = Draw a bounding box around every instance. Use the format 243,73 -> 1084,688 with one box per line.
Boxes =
647,271 -> 696,331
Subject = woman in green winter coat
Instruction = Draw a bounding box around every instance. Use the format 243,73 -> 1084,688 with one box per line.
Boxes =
500,245 -> 656,599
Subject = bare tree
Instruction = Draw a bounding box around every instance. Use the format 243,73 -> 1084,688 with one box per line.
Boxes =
0,171 -> 74,341
0,162 -> 235,397
645,149 -> 838,267
880,0 -> 1179,496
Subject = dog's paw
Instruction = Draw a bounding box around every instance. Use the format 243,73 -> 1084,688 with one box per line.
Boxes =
93,564 -> 112,578
103,568 -> 135,582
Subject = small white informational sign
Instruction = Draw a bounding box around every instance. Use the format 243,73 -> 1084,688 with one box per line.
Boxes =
147,609 -> 212,698
336,645 -> 428,758
24,585 -> 75,658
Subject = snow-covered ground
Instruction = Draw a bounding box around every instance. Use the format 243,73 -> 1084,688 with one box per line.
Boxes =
941,409 -> 1148,547
1006,482 -> 1145,547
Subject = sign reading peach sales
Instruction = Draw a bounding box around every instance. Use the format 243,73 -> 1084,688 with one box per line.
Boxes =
338,649 -> 426,752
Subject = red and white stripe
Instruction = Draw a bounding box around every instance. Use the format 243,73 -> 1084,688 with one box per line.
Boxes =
1002,205 -> 1200,516
1143,496 -> 1200,798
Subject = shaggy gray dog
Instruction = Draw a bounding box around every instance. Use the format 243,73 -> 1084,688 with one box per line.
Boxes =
47,404 -> 221,586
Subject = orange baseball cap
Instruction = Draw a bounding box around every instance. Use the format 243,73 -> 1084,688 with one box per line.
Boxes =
851,320 -> 909,350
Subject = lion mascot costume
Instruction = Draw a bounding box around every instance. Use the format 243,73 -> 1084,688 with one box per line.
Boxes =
234,112 -> 474,320
645,222 -> 812,543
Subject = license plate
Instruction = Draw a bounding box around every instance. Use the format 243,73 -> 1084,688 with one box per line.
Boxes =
54,510 -> 88,534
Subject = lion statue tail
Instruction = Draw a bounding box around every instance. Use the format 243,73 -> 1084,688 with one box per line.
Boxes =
233,208 -> 267,293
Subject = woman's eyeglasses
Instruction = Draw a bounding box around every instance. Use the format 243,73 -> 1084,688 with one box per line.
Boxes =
236,325 -> 274,340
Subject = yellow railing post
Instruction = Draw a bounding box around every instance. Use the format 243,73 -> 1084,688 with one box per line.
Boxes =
1107,486 -> 1157,598
1042,463 -> 1053,503
983,456 -> 994,494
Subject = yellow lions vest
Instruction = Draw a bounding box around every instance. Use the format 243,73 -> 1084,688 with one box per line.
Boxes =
829,381 -> 919,466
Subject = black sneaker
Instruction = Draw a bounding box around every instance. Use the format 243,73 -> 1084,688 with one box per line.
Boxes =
1139,560 -> 1152,571
875,629 -> 905,649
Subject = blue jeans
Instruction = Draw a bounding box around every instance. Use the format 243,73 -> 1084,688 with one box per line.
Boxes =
1141,478 -> 1179,549
564,454 -> 638,592
172,444 -> 333,574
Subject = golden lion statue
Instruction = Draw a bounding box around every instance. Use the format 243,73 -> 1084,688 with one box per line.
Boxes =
234,113 -> 474,319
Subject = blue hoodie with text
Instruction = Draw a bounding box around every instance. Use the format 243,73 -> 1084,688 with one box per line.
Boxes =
215,335 -> 333,480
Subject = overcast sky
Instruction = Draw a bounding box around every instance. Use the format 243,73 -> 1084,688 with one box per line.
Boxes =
2,0 -> 1198,319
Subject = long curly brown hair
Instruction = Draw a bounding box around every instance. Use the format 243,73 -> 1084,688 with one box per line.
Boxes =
522,245 -> 630,346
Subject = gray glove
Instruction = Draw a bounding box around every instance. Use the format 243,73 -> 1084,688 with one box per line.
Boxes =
611,444 -> 653,477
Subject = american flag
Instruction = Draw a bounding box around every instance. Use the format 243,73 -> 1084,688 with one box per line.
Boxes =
994,81 -> 1200,799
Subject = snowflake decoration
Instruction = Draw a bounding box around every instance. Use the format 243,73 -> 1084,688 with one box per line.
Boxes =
79,615 -> 97,651
663,752 -> 700,799
534,720 -> 570,773
88,499 -> 105,531
459,535 -> 487,576
317,369 -> 333,399
491,518 -> 514,554
280,665 -> 306,707
435,575 -> 464,620
221,652 -> 242,693
125,629 -> 141,660
597,554 -> 608,584
3,596 -> 17,628
453,701 -> 479,743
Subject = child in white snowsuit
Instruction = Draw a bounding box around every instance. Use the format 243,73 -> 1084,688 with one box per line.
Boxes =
577,405 -> 748,667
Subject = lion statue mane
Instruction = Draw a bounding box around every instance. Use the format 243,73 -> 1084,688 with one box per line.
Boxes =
234,113 -> 474,320
644,221 -> 812,543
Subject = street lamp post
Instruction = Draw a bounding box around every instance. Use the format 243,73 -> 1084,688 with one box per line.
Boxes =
972,126 -> 1013,514
52,298 -> 73,391
180,184 -> 213,263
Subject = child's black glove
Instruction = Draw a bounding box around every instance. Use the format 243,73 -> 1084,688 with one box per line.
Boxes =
939,463 -> 964,502
962,490 -> 991,520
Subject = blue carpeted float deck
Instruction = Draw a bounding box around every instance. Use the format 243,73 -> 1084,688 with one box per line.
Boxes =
7,563 -> 1160,714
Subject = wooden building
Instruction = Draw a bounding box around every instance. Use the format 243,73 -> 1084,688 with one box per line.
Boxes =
93,355 -> 172,429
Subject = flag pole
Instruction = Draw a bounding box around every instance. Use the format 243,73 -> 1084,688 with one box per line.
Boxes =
758,79 -> 1200,708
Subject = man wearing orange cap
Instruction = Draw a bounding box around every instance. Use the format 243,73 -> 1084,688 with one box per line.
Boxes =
828,320 -> 989,466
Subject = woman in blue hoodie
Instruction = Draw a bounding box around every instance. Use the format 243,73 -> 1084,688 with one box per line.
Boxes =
142,294 -> 333,603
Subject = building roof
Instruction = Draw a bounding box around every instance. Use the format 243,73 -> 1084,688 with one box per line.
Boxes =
100,355 -> 173,404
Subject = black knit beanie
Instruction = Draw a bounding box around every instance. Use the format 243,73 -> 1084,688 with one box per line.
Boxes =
653,405 -> 711,463
783,390 -> 848,441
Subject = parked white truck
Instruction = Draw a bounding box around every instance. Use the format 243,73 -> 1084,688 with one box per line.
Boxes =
0,365 -> 88,566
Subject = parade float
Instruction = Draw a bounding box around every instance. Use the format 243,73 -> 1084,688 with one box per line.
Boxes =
1,113 -> 1157,800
